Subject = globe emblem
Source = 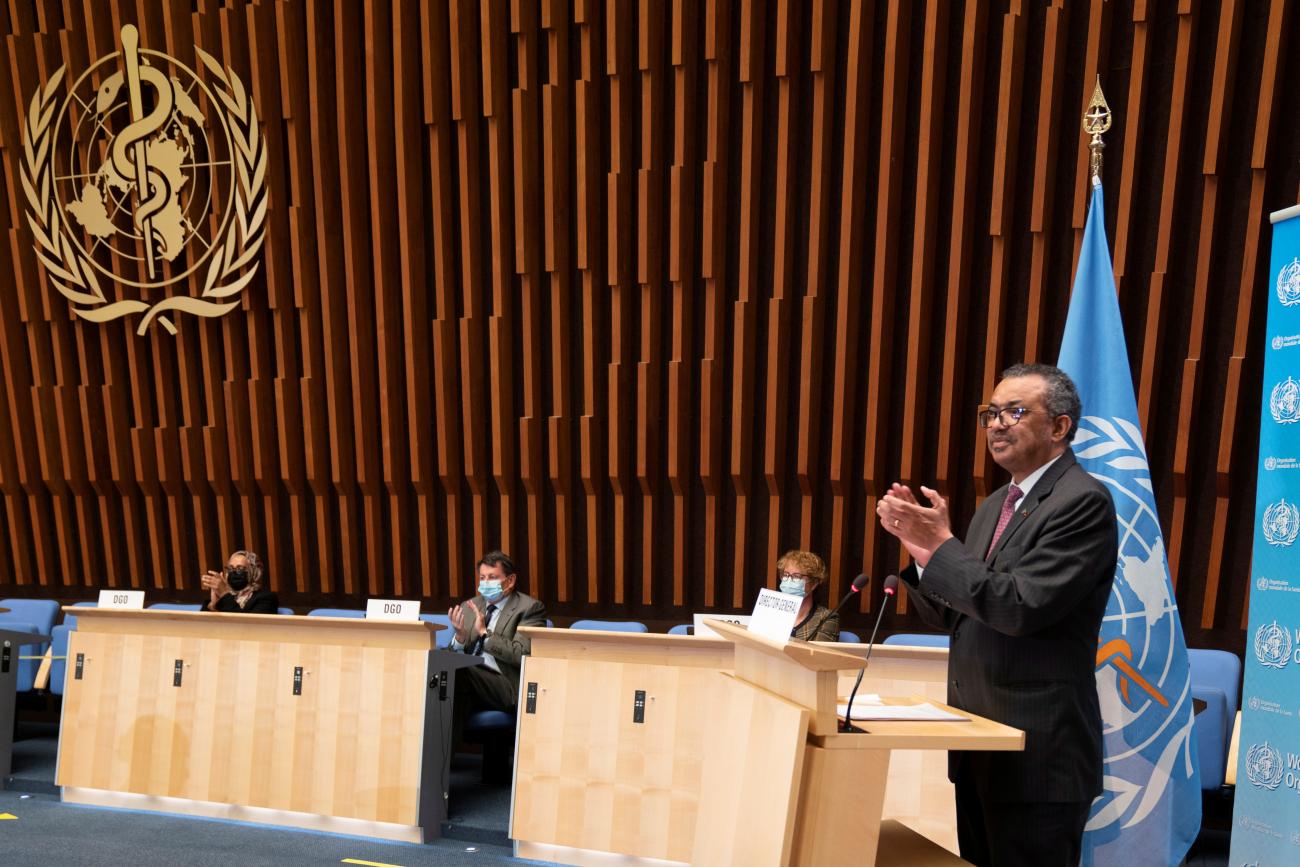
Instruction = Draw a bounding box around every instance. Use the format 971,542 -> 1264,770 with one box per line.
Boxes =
1275,336 -> 1286,350
1270,377 -> 1300,424
1266,456 -> 1278,470
57,33 -> 232,286
1254,620 -> 1292,669
1263,499 -> 1300,546
1279,257 -> 1300,307
1258,576 -> 1269,591
1249,696 -> 1260,710
1246,742 -> 1285,790
20,25 -> 266,334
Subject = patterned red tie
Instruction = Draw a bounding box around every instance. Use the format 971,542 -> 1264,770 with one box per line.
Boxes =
986,484 -> 1024,558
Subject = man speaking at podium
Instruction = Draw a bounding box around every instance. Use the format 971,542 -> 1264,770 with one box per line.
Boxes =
877,364 -> 1117,867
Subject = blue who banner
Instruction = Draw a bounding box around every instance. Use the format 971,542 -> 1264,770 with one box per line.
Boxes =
1231,204 -> 1300,865
1059,179 -> 1201,866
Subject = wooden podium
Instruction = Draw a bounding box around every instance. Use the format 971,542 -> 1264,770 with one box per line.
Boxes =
55,607 -> 477,842
510,624 -> 1022,866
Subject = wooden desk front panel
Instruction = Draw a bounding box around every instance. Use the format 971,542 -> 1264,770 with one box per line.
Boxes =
512,656 -> 716,862
57,630 -> 429,824
837,647 -> 957,853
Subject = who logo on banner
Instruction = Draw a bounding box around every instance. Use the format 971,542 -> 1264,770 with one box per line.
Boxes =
1262,499 -> 1300,545
1269,379 -> 1300,424
1245,742 -> 1285,790
1058,179 -> 1200,867
1253,621 -> 1293,669
1277,258 -> 1300,306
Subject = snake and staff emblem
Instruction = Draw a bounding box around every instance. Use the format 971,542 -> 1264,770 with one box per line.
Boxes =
21,24 -> 266,334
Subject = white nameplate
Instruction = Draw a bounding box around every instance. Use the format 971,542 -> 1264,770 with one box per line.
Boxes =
366,598 -> 421,621
748,589 -> 802,642
692,613 -> 752,638
98,589 -> 145,609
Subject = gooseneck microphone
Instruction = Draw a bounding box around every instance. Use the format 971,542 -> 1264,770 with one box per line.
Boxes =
807,573 -> 870,640
842,574 -> 900,733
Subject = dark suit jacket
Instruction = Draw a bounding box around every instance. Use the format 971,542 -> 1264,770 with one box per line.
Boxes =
456,590 -> 547,694
201,589 -> 279,613
903,450 -> 1117,803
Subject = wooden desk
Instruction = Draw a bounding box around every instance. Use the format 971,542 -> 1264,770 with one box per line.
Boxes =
511,629 -> 1016,866
56,608 -> 466,842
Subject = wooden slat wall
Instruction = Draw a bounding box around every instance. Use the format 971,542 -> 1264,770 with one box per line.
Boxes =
1,1 -> 1298,650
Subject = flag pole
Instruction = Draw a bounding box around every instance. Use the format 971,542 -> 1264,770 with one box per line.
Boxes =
1083,77 -> 1112,183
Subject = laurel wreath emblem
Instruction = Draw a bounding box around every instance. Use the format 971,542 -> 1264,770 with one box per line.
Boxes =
19,47 -> 266,335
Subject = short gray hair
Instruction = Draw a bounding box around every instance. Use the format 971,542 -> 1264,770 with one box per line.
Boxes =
1000,363 -> 1082,443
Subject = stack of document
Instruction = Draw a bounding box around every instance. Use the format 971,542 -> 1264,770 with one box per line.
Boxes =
836,696 -> 969,722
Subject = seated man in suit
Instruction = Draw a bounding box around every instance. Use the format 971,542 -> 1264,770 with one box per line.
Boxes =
447,550 -> 547,738
877,363 -> 1117,867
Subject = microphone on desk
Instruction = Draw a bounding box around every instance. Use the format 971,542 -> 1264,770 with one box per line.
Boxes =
808,573 -> 870,641
842,574 -> 900,733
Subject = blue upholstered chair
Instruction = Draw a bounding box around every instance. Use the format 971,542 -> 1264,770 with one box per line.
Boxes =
0,598 -> 60,691
838,630 -> 862,643
306,608 -> 366,618
147,603 -> 203,611
277,608 -> 295,616
1189,648 -> 1241,790
667,624 -> 693,636
569,619 -> 649,633
882,632 -> 950,647
60,600 -> 98,632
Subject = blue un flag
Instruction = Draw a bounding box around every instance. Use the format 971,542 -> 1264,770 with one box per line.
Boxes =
1057,179 -> 1201,866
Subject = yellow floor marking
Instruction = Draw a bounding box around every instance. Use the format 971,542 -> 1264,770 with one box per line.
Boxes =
341,859 -> 403,867
0,813 -> 17,820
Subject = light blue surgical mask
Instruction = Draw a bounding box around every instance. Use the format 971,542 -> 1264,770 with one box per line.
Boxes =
779,577 -> 807,597
478,578 -> 505,602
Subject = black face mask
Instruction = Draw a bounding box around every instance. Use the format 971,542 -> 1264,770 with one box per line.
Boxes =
226,568 -> 250,591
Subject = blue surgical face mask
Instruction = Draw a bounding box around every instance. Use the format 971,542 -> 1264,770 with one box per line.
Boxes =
478,578 -> 505,602
779,577 -> 807,597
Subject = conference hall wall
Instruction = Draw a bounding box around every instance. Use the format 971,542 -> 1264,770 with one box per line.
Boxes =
1,1 -> 1297,650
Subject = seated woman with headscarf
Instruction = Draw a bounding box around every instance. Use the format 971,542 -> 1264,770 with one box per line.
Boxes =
200,550 -> 279,613
774,549 -> 840,642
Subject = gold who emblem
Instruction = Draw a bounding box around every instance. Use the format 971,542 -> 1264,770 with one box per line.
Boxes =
20,25 -> 267,334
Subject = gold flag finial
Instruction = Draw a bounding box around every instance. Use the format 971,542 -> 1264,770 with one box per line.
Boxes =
1082,76 -> 1112,180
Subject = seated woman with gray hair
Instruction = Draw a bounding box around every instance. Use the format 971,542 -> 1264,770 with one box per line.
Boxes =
200,550 -> 279,613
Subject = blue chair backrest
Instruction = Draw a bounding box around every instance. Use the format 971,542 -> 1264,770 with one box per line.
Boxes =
49,624 -> 70,696
61,600 -> 99,632
570,619 -> 649,633
307,608 -> 367,618
667,624 -> 692,635
1188,648 -> 1242,789
838,630 -> 862,643
0,598 -> 59,634
147,603 -> 203,611
882,632 -> 950,647
1,599 -> 59,691
420,613 -> 456,648
277,607 -> 295,616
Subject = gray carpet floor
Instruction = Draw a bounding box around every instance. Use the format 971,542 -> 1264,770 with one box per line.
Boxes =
2,721 -> 551,866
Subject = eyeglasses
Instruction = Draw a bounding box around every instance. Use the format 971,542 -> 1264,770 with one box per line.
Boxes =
977,406 -> 1038,428
777,571 -> 817,583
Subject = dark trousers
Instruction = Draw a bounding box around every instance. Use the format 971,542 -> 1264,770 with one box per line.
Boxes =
955,775 -> 1091,867
451,662 -> 517,747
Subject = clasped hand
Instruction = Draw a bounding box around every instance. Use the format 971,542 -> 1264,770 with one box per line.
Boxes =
448,599 -> 487,645
200,570 -> 231,601
876,483 -> 954,567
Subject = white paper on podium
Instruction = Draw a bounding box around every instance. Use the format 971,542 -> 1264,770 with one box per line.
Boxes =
836,700 -> 969,722
748,589 -> 802,642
